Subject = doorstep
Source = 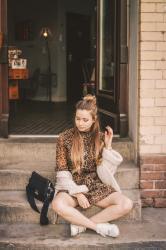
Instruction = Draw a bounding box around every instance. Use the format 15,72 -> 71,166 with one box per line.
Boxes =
0,208 -> 165,250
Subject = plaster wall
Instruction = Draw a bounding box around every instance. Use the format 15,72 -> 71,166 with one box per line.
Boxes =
128,0 -> 139,162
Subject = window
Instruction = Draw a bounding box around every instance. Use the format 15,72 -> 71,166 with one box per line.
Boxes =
99,0 -> 116,93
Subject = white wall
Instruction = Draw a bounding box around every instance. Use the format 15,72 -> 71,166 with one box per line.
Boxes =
55,0 -> 95,101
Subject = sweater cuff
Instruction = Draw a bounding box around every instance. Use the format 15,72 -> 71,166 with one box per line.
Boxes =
102,148 -> 123,165
69,185 -> 89,195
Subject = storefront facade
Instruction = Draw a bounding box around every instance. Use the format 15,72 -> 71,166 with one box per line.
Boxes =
0,0 -> 166,207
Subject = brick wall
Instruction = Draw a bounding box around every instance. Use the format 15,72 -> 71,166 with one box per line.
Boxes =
140,155 -> 166,207
139,0 -> 166,207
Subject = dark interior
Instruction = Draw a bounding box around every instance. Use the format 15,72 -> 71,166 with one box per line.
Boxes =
7,0 -> 96,135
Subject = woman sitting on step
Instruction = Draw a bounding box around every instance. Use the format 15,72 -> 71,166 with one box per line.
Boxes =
52,94 -> 133,237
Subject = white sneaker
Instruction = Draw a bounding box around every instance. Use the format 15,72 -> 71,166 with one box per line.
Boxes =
70,224 -> 86,236
96,223 -> 120,238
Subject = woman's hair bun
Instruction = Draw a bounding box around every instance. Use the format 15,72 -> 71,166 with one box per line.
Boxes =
83,94 -> 96,105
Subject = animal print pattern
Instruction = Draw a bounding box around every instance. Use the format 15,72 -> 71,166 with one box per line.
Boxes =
55,128 -> 116,205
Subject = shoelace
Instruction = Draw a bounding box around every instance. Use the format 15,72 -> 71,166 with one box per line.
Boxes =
70,224 -> 86,236
96,223 -> 119,237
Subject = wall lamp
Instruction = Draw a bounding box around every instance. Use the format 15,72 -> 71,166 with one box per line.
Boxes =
40,27 -> 52,39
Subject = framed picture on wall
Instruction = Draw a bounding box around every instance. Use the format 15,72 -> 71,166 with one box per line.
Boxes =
15,20 -> 34,41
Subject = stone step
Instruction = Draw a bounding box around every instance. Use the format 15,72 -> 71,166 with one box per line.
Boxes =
0,208 -> 165,250
0,138 -> 135,162
0,161 -> 139,190
0,190 -> 141,224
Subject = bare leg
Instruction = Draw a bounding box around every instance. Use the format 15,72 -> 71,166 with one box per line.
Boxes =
89,192 -> 133,223
52,192 -> 97,231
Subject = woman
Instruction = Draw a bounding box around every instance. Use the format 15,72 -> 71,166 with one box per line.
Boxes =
52,95 -> 133,237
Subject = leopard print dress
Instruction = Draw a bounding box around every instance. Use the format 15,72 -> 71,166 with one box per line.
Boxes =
55,128 -> 116,205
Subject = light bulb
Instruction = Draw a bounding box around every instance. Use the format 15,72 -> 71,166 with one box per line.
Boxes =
43,31 -> 48,38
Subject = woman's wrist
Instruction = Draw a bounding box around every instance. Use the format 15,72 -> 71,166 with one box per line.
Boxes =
105,145 -> 112,150
74,193 -> 82,198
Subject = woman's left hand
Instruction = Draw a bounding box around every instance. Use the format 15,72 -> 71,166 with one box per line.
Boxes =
104,126 -> 113,149
75,193 -> 90,209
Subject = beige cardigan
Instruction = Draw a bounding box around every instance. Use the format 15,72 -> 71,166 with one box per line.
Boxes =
54,148 -> 123,196
97,148 -> 123,193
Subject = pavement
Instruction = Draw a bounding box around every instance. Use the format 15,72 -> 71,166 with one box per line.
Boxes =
0,207 -> 166,249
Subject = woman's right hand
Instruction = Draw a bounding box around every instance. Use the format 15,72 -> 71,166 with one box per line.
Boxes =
75,193 -> 90,209
104,126 -> 113,150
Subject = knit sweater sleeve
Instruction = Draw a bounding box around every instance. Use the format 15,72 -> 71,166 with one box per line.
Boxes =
102,148 -> 123,175
96,148 -> 123,192
55,171 -> 89,195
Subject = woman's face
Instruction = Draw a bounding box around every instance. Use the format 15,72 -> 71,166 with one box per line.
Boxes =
75,109 -> 95,132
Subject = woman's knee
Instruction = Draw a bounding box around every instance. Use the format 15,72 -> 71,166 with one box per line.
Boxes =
52,192 -> 69,214
52,192 -> 77,215
119,196 -> 133,213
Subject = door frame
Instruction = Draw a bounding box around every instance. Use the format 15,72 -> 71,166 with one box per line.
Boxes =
0,0 -> 8,138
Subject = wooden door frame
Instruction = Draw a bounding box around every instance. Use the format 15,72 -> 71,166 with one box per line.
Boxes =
119,0 -> 128,137
0,0 -> 8,138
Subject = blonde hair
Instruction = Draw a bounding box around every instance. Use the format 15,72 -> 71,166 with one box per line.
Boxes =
71,95 -> 103,173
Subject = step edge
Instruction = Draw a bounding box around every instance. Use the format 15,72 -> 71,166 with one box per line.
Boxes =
0,189 -> 141,207
0,167 -> 139,174
0,136 -> 133,144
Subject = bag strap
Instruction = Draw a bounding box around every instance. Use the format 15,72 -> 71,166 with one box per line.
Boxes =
26,184 -> 40,213
40,199 -> 50,225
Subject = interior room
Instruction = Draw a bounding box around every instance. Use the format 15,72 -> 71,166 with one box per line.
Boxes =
7,0 -> 96,135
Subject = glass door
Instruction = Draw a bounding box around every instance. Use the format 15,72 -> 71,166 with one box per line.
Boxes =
99,0 -> 116,97
96,0 -> 120,133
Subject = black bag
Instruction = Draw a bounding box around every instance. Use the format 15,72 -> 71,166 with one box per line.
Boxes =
26,171 -> 55,225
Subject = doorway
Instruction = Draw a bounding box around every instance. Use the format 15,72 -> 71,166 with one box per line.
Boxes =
6,0 -> 96,135
66,13 -> 91,103
0,0 -> 128,138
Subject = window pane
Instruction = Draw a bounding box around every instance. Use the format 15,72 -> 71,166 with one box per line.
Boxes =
99,0 -> 115,92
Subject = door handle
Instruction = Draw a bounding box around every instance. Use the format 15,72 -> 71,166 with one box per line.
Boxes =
68,53 -> 72,62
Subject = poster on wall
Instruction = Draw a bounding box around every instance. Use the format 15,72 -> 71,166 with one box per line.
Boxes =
15,20 -> 34,41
